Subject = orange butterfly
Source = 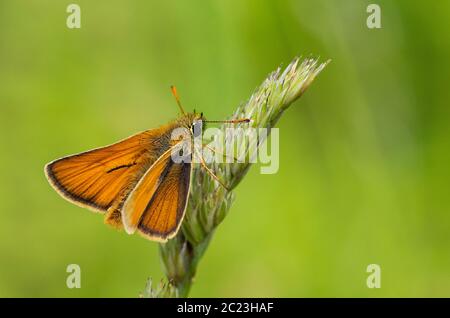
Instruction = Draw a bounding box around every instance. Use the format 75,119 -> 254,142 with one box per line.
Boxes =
45,87 -> 249,242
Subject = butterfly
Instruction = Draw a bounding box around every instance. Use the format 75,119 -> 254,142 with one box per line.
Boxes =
45,86 -> 249,242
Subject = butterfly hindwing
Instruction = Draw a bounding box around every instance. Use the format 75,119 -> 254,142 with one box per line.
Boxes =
121,144 -> 192,242
121,147 -> 175,233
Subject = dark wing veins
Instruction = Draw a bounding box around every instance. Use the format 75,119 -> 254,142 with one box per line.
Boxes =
106,162 -> 137,174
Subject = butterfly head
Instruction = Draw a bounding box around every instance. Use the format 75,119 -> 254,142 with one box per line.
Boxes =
190,111 -> 205,138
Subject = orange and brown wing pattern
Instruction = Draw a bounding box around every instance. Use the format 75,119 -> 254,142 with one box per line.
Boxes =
45,129 -> 167,213
137,159 -> 191,241
121,145 -> 192,242
121,147 -> 175,234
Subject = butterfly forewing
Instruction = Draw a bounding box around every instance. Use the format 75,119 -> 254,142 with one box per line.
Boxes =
45,129 -> 166,213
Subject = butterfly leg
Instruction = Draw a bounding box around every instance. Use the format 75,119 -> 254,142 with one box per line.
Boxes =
194,147 -> 230,191
202,143 -> 239,162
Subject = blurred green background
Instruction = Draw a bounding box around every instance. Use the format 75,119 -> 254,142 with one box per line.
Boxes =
1,0 -> 449,297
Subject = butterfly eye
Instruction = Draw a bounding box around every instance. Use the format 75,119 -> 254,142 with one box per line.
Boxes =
192,120 -> 203,138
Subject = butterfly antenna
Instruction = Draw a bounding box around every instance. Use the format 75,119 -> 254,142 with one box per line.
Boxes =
170,85 -> 186,115
204,118 -> 251,124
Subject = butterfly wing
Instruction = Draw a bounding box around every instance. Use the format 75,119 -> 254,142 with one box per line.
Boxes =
45,129 -> 169,213
121,144 -> 192,242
